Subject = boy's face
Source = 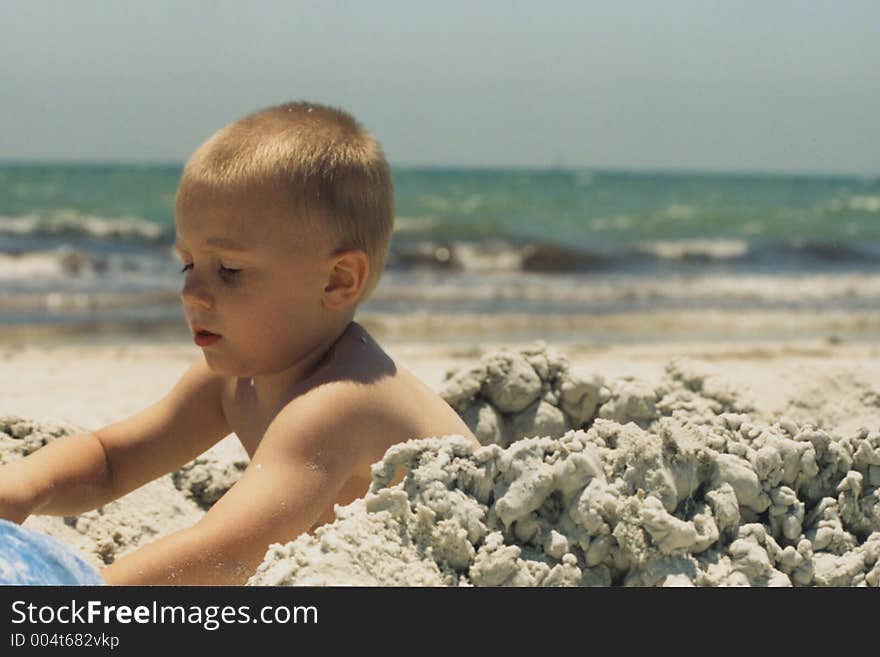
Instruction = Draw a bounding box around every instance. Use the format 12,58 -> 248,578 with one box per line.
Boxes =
174,188 -> 336,378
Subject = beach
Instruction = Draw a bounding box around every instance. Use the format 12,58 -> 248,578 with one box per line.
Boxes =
2,333 -> 878,586
3,336 -> 879,433
1,164 -> 878,585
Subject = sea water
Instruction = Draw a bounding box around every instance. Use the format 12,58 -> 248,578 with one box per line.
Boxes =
1,163 -> 878,342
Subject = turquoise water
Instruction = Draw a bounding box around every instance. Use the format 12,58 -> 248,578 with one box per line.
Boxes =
2,163 -> 879,249
396,167 -> 880,249
0,163 -> 878,340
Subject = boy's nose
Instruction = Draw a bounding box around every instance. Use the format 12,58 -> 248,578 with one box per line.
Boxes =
180,278 -> 213,309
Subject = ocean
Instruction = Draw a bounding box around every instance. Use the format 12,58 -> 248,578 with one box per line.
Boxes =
1,163 -> 878,343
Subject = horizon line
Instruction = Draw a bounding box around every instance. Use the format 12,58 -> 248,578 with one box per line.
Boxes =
0,158 -> 876,180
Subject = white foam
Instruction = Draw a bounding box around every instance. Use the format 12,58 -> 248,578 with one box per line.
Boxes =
848,196 -> 880,213
635,239 -> 750,261
0,247 -> 104,280
0,212 -> 166,241
374,271 -> 880,304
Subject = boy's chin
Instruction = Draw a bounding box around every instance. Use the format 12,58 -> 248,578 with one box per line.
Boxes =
200,352 -> 238,376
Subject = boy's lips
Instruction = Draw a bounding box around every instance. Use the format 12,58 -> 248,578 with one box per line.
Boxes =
191,324 -> 221,337
192,324 -> 222,346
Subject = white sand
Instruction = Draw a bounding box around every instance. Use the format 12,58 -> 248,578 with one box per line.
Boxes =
1,338 -> 878,585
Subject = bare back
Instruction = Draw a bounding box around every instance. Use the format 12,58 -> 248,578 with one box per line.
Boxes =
220,322 -> 478,532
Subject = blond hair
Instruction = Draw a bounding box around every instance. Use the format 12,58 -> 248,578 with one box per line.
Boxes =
175,101 -> 394,303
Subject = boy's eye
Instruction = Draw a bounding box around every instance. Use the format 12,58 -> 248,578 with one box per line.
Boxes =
179,263 -> 242,278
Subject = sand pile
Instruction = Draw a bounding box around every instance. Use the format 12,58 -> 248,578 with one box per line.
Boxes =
3,343 -> 879,586
249,345 -> 880,586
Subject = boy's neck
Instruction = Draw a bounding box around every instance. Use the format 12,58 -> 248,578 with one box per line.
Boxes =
242,320 -> 356,415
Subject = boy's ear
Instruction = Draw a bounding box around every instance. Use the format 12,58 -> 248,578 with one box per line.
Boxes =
321,249 -> 369,310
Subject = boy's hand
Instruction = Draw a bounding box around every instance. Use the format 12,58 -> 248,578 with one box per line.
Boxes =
101,384 -> 369,585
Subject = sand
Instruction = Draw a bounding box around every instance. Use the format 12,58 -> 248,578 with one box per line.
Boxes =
1,338 -> 879,586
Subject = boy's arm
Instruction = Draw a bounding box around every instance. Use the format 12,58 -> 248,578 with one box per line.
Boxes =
0,356 -> 230,521
100,385 -> 368,586
92,357 -> 230,503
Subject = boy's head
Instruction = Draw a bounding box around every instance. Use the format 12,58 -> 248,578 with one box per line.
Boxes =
173,101 -> 394,377
176,101 -> 394,303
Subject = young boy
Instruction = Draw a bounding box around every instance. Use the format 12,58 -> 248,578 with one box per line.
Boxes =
0,101 -> 479,585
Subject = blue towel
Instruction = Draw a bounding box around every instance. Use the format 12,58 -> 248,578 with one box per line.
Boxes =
0,519 -> 105,585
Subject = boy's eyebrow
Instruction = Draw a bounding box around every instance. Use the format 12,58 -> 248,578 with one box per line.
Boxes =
173,237 -> 251,253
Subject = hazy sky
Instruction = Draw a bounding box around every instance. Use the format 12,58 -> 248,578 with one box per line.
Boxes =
1,1 -> 878,174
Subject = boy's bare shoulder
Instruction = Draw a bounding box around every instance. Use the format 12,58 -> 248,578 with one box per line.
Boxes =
278,323 -> 478,467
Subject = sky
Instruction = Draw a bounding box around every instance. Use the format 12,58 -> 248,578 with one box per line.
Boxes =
1,0 -> 878,174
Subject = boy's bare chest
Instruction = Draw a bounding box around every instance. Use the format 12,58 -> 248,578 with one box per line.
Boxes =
222,399 -> 266,459
219,380 -> 292,459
